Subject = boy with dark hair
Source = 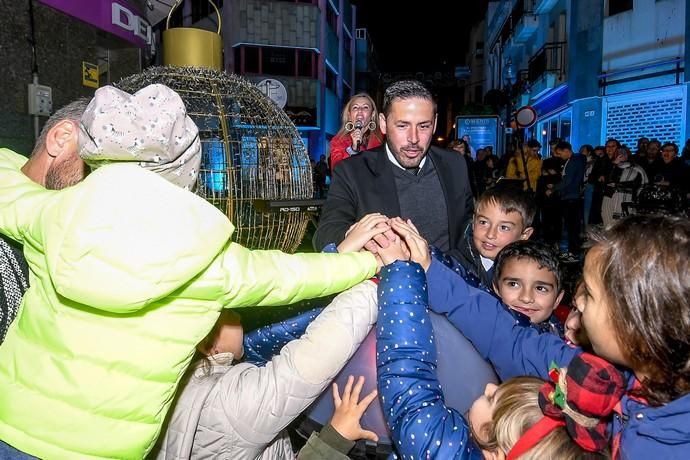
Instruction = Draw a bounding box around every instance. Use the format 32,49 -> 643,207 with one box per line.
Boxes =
433,184 -> 536,290
492,240 -> 565,336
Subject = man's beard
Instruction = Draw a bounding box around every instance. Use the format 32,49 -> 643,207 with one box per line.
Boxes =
45,156 -> 87,190
386,139 -> 426,169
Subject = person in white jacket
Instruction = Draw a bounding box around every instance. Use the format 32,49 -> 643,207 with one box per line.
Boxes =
154,214 -> 406,460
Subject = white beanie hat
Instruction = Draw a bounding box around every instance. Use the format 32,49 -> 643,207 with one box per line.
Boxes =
79,84 -> 201,190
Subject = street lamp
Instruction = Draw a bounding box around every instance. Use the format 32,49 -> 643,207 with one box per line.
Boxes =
503,57 -> 516,156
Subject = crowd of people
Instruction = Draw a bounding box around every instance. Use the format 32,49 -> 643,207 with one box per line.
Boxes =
0,78 -> 688,460
316,91 -> 690,267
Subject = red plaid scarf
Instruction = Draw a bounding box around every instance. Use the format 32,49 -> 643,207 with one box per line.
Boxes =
507,353 -> 626,459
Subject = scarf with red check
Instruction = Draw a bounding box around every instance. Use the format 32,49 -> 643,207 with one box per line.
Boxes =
507,352 -> 626,459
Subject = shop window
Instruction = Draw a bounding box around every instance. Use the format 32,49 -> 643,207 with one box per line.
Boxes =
549,119 -> 559,142
297,49 -> 315,77
244,46 -> 260,73
263,47 -> 295,76
608,0 -> 633,16
538,110 -> 572,156
540,125 -> 549,156
560,113 -> 571,142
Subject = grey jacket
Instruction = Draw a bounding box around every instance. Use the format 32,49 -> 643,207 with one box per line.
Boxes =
154,280 -> 378,460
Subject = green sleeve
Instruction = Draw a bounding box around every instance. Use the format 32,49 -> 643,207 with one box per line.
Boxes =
296,424 -> 355,460
195,241 -> 377,308
0,148 -> 47,243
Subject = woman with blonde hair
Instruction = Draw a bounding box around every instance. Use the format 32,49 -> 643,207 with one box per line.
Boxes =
329,93 -> 384,170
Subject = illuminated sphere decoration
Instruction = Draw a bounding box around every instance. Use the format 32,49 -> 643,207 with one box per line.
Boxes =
117,66 -> 313,252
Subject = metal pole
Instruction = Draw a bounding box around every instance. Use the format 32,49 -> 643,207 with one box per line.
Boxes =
505,88 -> 512,156
29,0 -> 40,142
33,73 -> 39,141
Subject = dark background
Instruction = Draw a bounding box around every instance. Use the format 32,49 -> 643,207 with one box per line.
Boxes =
352,0 -> 489,72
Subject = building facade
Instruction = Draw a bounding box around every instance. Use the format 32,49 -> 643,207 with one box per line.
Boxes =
483,0 -> 688,155
0,0 -> 150,153
172,0 -> 360,161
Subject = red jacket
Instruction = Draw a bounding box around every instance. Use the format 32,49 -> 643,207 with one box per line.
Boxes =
329,132 -> 383,170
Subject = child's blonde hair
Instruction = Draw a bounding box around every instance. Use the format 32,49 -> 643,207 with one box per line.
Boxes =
475,377 -> 609,459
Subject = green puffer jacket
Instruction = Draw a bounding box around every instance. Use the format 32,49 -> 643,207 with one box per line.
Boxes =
0,148 -> 377,460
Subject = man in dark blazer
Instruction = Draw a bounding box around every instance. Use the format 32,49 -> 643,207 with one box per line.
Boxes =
313,80 -> 474,260
305,82 -> 490,454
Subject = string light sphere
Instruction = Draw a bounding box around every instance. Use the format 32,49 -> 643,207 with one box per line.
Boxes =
117,66 -> 313,252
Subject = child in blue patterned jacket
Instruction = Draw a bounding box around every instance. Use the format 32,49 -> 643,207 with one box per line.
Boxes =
374,236 -> 614,459
385,213 -> 690,459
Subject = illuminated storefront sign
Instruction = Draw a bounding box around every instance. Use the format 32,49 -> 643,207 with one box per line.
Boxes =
456,116 -> 500,158
38,0 -> 151,48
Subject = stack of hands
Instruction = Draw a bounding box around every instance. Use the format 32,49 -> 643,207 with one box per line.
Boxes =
335,213 -> 432,272
316,214 -> 432,449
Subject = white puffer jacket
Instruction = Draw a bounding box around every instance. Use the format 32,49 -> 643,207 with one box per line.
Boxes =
155,280 -> 378,460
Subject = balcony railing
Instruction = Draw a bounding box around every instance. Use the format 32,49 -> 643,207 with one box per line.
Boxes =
528,41 -> 566,83
513,13 -> 539,43
518,69 -> 530,83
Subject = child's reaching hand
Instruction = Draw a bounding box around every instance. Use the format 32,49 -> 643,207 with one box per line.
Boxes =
390,218 -> 432,271
375,227 -> 410,265
329,375 -> 379,443
337,213 -> 391,253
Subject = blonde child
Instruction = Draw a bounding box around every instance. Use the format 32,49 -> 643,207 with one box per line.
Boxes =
396,213 -> 690,458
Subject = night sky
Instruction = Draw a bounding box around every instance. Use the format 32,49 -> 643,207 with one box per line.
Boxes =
352,0 -> 488,73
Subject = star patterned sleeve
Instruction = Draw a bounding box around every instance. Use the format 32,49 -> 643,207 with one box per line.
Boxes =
425,258 -> 579,381
242,242 -> 341,364
376,261 -> 483,460
243,306 -> 323,365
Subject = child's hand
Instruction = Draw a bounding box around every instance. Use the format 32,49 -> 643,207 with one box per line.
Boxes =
390,218 -> 431,271
375,229 -> 410,266
337,213 -> 390,253
330,375 -> 379,443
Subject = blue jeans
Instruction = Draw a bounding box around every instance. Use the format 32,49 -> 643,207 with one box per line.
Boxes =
0,441 -> 37,460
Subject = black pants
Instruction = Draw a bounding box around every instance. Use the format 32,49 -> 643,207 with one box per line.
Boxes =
540,199 -> 562,246
589,185 -> 604,225
562,199 -> 583,254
